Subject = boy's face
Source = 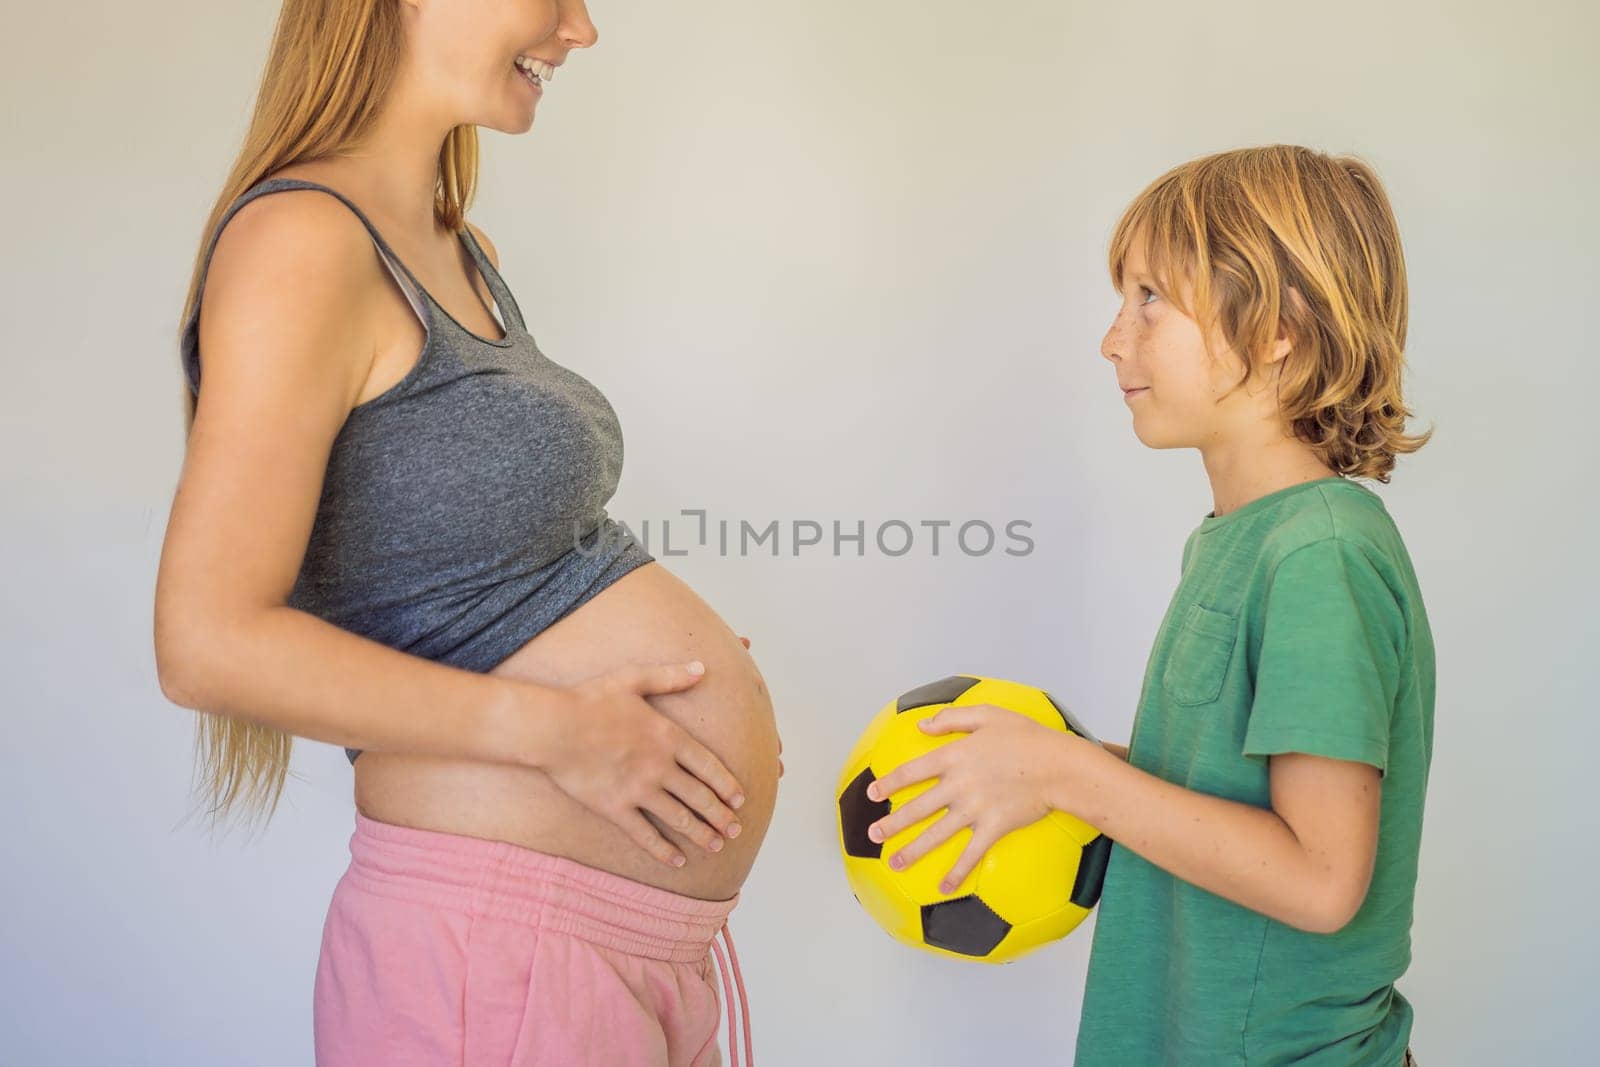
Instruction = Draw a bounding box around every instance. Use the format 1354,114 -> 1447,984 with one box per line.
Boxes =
1100,231 -> 1283,452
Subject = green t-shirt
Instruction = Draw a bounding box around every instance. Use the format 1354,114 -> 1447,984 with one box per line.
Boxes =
1074,476 -> 1435,1066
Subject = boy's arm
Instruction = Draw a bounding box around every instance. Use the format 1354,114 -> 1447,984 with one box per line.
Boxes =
1053,736 -> 1380,934
1055,539 -> 1398,934
1100,740 -> 1129,761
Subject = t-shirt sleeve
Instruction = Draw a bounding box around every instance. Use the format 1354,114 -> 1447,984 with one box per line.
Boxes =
1243,538 -> 1405,775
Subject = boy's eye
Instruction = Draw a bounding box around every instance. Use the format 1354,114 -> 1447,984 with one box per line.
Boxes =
1140,286 -> 1159,305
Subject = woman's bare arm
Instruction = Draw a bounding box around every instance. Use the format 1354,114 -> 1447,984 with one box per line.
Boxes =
1100,740 -> 1130,761
158,600 -> 550,765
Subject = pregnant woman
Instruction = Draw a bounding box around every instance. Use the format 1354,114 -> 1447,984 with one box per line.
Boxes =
153,2 -> 780,1064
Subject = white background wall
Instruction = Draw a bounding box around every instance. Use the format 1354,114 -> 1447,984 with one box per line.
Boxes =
3,1 -> 1595,1063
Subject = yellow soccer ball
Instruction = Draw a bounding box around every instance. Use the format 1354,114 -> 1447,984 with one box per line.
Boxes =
836,674 -> 1112,964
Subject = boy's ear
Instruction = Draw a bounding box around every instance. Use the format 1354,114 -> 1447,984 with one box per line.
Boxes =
1266,285 -> 1310,366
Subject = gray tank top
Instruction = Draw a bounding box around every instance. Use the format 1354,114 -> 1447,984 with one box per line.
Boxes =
180,176 -> 654,763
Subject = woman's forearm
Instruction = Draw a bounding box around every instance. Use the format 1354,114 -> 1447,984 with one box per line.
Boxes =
1052,735 -> 1342,933
158,605 -> 556,766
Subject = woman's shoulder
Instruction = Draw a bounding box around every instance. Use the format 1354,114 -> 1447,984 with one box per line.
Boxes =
206,184 -> 387,325
191,186 -> 386,404
462,218 -> 501,268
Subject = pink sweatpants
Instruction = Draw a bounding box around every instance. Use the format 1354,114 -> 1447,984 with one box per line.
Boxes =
313,810 -> 752,1066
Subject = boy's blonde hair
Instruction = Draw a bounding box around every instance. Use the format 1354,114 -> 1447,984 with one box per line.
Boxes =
1108,144 -> 1432,482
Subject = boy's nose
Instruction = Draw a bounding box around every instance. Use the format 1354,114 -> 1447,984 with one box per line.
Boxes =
1100,323 -> 1124,365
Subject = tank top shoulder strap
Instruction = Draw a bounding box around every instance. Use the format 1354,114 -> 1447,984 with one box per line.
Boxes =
252,177 -> 427,287
247,177 -> 430,321
245,177 -> 528,341
457,222 -> 527,334
181,176 -> 432,395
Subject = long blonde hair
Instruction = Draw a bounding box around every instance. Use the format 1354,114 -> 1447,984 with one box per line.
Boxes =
1107,144 -> 1433,481
178,0 -> 483,832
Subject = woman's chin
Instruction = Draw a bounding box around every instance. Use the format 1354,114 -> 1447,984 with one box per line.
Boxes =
511,103 -> 539,131
474,110 -> 537,136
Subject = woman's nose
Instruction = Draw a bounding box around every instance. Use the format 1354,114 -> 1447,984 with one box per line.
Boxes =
559,1 -> 601,49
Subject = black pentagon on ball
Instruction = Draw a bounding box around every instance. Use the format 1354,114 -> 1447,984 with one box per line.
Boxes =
896,675 -> 980,714
1042,690 -> 1096,739
921,895 -> 1013,957
1071,833 -> 1113,909
839,768 -> 892,859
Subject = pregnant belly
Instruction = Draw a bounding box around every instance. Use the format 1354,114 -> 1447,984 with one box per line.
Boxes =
352,560 -> 781,902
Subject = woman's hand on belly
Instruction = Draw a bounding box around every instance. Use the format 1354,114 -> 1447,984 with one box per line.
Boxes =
353,562 -> 780,898
512,660 -> 748,870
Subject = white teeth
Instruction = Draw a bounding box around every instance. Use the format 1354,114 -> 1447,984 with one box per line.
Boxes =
514,56 -> 554,83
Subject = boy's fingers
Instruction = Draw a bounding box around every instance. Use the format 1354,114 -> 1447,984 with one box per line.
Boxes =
921,705 -> 984,733
888,808 -> 963,870
868,752 -> 937,802
939,828 -> 995,893
869,782 -> 949,844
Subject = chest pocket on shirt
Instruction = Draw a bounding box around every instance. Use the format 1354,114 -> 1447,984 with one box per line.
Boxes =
1161,603 -> 1238,706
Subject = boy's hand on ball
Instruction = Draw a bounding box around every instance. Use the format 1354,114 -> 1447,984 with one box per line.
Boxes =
863,704 -> 1072,894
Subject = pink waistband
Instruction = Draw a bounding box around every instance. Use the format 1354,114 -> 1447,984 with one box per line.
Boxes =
346,810 -> 753,1064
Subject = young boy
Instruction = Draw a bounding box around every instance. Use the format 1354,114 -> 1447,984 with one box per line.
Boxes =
863,145 -> 1434,1065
